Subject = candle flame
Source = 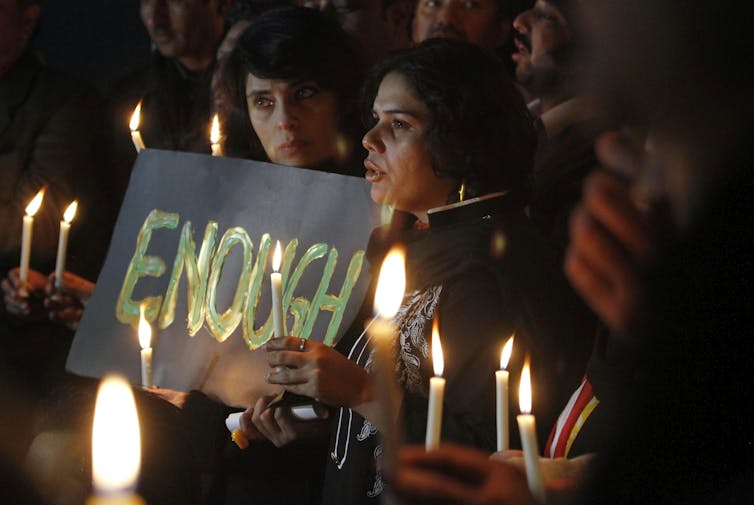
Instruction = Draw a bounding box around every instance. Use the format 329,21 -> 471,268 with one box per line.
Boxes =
63,200 -> 78,223
431,317 -> 444,377
138,304 -> 152,350
500,333 -> 514,370
129,100 -> 142,131
25,188 -> 45,216
210,113 -> 221,144
373,247 -> 405,319
91,375 -> 140,494
518,356 -> 532,415
272,240 -> 282,272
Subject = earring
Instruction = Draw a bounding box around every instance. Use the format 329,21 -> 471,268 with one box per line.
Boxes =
458,180 -> 467,202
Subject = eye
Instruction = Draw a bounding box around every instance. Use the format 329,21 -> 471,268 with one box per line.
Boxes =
391,119 -> 409,130
463,0 -> 480,8
253,96 -> 274,109
424,0 -> 441,8
295,85 -> 319,100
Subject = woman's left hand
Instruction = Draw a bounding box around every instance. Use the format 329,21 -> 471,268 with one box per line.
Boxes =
264,336 -> 373,408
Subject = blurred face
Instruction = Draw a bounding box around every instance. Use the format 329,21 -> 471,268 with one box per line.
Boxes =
246,75 -> 343,167
412,0 -> 510,51
363,72 -> 457,221
140,0 -> 224,69
512,0 -> 571,92
0,0 -> 39,76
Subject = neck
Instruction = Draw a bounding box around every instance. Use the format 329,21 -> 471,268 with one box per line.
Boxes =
177,53 -> 214,73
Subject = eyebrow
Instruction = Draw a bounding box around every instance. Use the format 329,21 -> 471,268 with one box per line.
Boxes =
376,108 -> 425,119
247,79 -> 316,97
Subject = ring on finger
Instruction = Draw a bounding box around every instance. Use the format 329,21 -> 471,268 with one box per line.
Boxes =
299,338 -> 306,352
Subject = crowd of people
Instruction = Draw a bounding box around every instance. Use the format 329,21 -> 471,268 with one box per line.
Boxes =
1,0 -> 752,504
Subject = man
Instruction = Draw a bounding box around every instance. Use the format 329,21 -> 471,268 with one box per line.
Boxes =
297,0 -> 414,67
108,0 -> 231,205
512,0 -> 607,247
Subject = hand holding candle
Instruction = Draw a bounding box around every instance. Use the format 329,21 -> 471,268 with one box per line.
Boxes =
138,305 -> 153,388
271,240 -> 284,339
19,188 -> 45,297
517,356 -> 546,503
130,100 -> 145,153
54,200 -> 78,289
87,375 -> 145,505
210,113 -> 223,156
425,317 -> 445,451
496,333 -> 514,451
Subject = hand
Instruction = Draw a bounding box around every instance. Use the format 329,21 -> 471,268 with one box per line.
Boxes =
1,267 -> 47,319
149,387 -> 190,408
392,444 -> 534,505
490,451 -> 595,485
565,133 -> 658,335
43,271 -> 94,330
239,394 -> 328,448
264,337 -> 373,408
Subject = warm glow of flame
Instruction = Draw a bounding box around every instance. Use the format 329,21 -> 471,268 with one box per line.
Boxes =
63,200 -> 78,223
373,247 -> 405,319
272,240 -> 282,273
500,333 -> 514,370
91,375 -> 140,493
519,356 -> 532,414
431,317 -> 444,377
210,114 -> 221,144
138,304 -> 152,350
129,100 -> 142,131
25,188 -> 45,216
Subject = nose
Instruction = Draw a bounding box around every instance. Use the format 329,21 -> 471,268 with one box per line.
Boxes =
513,9 -> 531,35
142,0 -> 169,30
275,100 -> 298,131
362,124 -> 384,153
438,3 -> 461,25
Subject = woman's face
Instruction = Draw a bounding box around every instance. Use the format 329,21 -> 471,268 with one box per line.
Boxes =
246,74 -> 343,167
363,72 -> 457,221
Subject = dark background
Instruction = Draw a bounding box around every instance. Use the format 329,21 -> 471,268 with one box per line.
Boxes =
32,0 -> 152,92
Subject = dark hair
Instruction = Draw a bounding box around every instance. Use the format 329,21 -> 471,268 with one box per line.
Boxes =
223,5 -> 364,165
362,39 -> 537,207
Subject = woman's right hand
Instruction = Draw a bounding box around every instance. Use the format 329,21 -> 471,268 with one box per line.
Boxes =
44,271 -> 95,330
239,394 -> 328,448
1,267 -> 47,320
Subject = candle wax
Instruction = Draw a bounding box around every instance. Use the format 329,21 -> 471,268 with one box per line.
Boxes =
271,272 -> 284,338
517,414 -> 546,503
55,220 -> 71,288
496,369 -> 509,451
425,376 -> 445,450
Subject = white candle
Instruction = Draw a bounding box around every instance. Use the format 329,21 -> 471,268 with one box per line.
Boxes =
87,375 -> 145,505
129,100 -> 145,153
271,240 -> 284,338
210,113 -> 223,156
425,318 -> 445,451
496,334 -> 514,451
138,305 -> 153,388
366,247 -> 406,475
517,357 -> 545,503
54,200 -> 78,288
19,188 -> 45,296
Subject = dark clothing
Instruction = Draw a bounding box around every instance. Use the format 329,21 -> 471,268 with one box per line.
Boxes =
0,50 -> 106,278
323,195 -> 595,505
106,52 -> 214,207
530,116 -> 605,248
583,159 -> 754,503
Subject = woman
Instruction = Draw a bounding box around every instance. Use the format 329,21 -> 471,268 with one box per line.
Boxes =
222,6 -> 364,176
245,39 -> 595,504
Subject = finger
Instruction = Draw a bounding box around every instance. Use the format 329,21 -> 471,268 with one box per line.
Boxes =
266,350 -> 307,368
565,251 -> 630,331
595,131 -> 643,180
251,396 -> 282,441
583,173 -> 654,264
489,449 -> 524,461
49,306 -> 84,327
398,444 -> 489,484
266,365 -> 309,386
264,336 -> 303,351
393,466 -> 482,505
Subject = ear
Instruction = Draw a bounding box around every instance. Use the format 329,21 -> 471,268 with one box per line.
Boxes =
21,4 -> 41,42
217,0 -> 234,18
385,0 -> 414,50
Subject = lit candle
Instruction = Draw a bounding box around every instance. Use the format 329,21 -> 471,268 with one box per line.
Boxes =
19,188 -> 45,297
366,247 -> 405,475
271,240 -> 284,338
138,305 -> 153,388
86,374 -> 145,505
129,100 -> 145,153
210,113 -> 223,156
496,333 -> 514,451
425,317 -> 445,451
517,356 -> 545,503
54,200 -> 78,289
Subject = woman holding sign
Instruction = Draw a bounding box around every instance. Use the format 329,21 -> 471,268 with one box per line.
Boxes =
247,39 -> 594,505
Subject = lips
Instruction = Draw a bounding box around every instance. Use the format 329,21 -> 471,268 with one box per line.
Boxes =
364,159 -> 385,182
278,139 -> 307,152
